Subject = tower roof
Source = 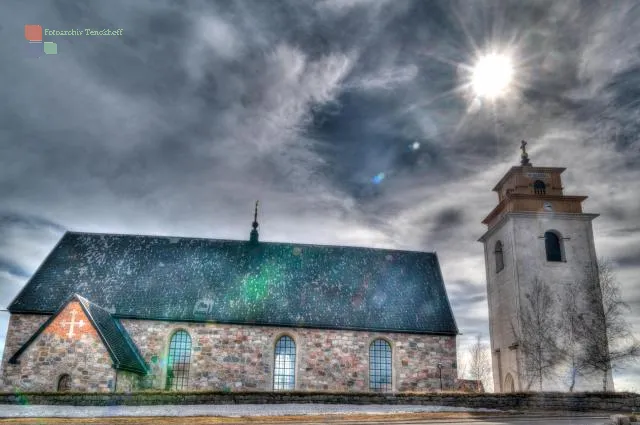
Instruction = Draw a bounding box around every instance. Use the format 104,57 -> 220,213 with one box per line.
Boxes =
491,166 -> 567,192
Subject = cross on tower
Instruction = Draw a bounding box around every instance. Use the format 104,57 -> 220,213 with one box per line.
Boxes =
520,140 -> 531,166
61,309 -> 85,338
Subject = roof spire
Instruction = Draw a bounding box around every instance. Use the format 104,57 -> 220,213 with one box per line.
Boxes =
520,140 -> 532,166
249,200 -> 259,243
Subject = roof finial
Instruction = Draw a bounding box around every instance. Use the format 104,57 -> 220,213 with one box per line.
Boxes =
520,140 -> 532,166
250,200 -> 259,243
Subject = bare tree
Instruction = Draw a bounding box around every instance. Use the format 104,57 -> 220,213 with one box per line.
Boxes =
456,340 -> 468,382
559,280 -> 587,392
513,278 -> 564,391
578,258 -> 640,391
468,334 -> 491,392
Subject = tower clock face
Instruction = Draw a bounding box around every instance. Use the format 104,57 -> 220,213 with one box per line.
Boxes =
543,202 -> 553,212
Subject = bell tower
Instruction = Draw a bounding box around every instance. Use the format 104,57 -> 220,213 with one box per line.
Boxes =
478,141 -> 613,392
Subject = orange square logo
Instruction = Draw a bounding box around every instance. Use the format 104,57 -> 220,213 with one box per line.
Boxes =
25,24 -> 43,42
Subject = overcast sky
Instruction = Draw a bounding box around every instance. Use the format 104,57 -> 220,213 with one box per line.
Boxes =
1,0 -> 639,391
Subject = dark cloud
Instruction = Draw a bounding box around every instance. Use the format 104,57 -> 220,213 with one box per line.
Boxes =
0,259 -> 29,278
614,249 -> 640,269
432,208 -> 465,232
0,213 -> 66,235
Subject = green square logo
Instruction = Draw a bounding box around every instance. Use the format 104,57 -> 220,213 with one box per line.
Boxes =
43,42 -> 57,55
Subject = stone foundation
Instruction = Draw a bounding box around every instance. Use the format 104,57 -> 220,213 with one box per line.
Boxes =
0,391 -> 638,412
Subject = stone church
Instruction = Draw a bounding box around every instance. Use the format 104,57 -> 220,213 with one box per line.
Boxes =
1,203 -> 459,393
479,142 -> 614,392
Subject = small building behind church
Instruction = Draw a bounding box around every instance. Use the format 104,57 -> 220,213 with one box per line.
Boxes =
1,215 -> 458,393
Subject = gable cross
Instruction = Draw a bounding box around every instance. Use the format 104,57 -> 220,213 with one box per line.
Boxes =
61,309 -> 85,338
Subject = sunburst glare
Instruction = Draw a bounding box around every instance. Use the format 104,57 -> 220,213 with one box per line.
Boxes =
471,53 -> 514,99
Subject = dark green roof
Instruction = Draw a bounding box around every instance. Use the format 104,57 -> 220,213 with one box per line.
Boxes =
8,232 -> 458,335
9,294 -> 148,374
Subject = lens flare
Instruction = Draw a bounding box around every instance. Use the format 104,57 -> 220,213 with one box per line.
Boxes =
372,172 -> 385,184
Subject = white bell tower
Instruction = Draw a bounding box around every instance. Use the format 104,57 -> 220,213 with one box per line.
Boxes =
478,141 -> 613,392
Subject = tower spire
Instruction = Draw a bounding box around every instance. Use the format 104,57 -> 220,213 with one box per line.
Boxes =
249,200 -> 259,243
520,140 -> 532,166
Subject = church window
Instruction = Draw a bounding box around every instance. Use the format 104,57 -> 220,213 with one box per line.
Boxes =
494,241 -> 504,273
166,330 -> 191,391
544,231 -> 562,262
273,336 -> 296,390
57,374 -> 71,392
369,339 -> 392,392
533,180 -> 546,194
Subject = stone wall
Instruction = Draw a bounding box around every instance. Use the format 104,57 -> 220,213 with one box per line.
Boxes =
115,370 -> 141,393
121,319 -> 456,392
0,312 -> 457,393
0,391 -> 638,412
1,303 -> 115,392
0,313 -> 50,390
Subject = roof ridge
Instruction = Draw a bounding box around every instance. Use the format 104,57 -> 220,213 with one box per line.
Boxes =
64,231 -> 437,255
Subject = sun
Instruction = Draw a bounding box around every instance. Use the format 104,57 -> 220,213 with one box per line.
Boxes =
471,53 -> 514,99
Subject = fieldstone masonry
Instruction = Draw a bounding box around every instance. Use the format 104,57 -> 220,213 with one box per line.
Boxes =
1,303 -> 115,392
123,319 -> 456,392
1,312 -> 456,393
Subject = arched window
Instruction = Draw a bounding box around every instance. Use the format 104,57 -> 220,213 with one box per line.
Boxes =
166,330 -> 191,391
369,339 -> 392,392
544,231 -> 562,262
504,373 -> 515,393
273,335 -> 296,390
533,180 -> 546,195
57,374 -> 71,392
495,241 -> 504,273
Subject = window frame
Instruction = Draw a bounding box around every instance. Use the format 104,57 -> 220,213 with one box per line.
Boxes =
369,338 -> 393,392
544,231 -> 563,262
165,329 -> 192,391
273,335 -> 296,391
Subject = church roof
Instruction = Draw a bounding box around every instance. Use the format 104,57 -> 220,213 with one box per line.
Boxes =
9,294 -> 149,374
8,232 -> 458,335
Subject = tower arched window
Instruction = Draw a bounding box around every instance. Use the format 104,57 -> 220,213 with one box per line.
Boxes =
57,374 -> 71,392
504,373 -> 515,392
369,339 -> 392,392
544,231 -> 562,262
166,330 -> 191,391
273,335 -> 296,390
534,180 -> 546,194
495,241 -> 504,273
